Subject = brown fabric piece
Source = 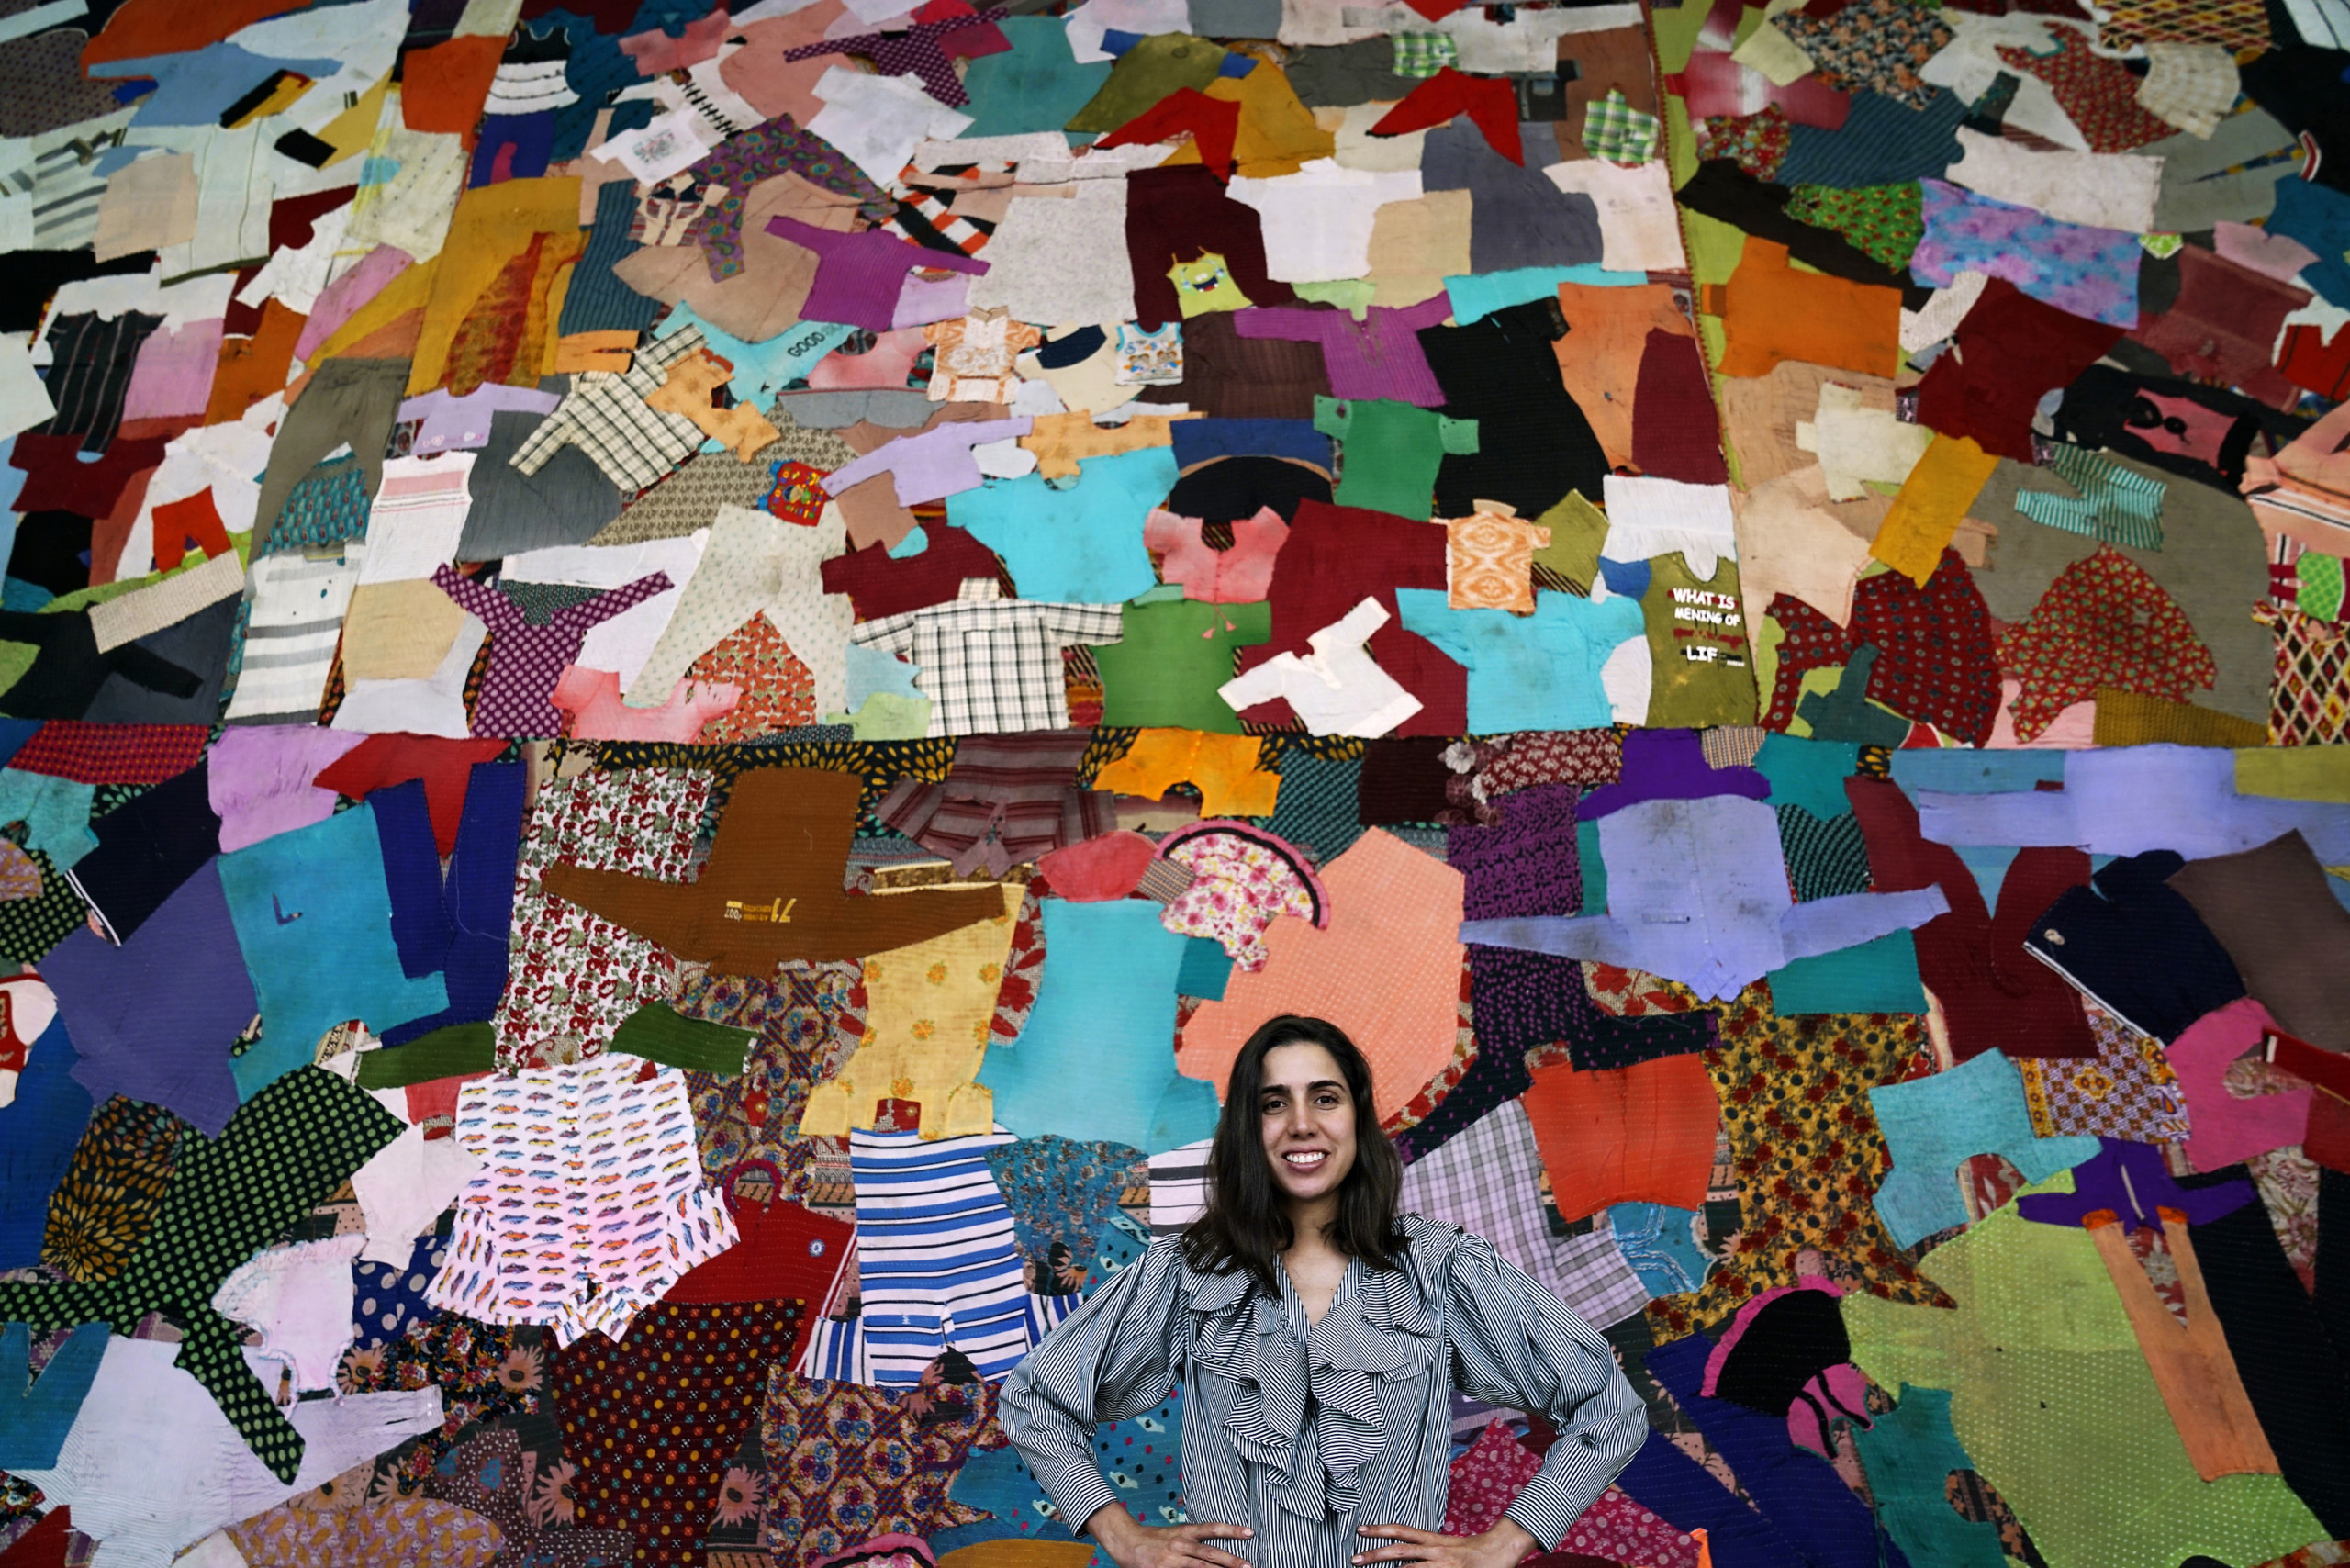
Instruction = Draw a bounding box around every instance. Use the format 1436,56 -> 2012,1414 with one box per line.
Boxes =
610,172 -> 866,344
1718,359 -> 1897,490
1552,26 -> 1662,164
540,767 -> 1011,971
2090,687 -> 2270,748
2167,830 -> 2350,1055
1136,309 -> 1332,420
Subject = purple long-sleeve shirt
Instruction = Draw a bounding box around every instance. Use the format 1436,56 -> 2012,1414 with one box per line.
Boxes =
1233,295 -> 1451,406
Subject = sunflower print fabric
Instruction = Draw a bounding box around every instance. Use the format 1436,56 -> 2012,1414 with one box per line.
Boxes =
40,1094 -> 188,1282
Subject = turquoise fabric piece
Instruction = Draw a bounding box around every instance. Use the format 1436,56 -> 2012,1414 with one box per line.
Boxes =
948,448 -> 1174,603
1767,930 -> 1926,1014
1444,265 -> 1646,323
1577,817 -> 1606,913
1753,733 -> 1862,818
653,303 -> 852,403
216,804 -> 449,1103
1176,935 -> 1233,1001
1396,588 -> 1645,733
946,1374 -> 1184,1551
979,900 -> 1217,1155
0,1321 -> 106,1473
846,642 -> 924,705
1608,1203 -> 1712,1297
958,16 -> 1114,139
1868,1048 -> 2098,1247
1852,1385 -> 2007,1568
889,524 -> 929,560
0,769 -> 97,869
1887,748 -> 2065,797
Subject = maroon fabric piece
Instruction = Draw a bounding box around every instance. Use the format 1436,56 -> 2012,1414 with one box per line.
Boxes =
1914,277 -> 2123,461
2128,244 -> 2311,409
6,721 -> 209,783
1228,497 -> 1466,735
819,524 -> 1007,621
8,434 -> 168,516
1763,548 -> 2001,745
1630,328 -> 1729,484
1125,163 -> 1298,330
1848,776 -> 2097,1059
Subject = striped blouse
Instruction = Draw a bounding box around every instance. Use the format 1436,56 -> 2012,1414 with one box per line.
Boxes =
1001,1214 -> 1646,1568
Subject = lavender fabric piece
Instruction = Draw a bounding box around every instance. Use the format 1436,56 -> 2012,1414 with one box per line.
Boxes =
1463,796 -> 1949,1000
2015,1137 -> 2255,1231
42,860 -> 252,1137
206,725 -> 367,854
1579,727 -> 1770,821
397,386 -> 565,455
819,416 -> 1035,507
1448,781 -> 1583,921
1917,745 -> 2350,863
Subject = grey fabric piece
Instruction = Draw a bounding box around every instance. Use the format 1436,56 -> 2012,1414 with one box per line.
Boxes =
2153,162 -> 2295,231
1280,38 -> 1421,106
1969,454 -> 2271,724
1190,0 -> 1284,37
771,389 -> 939,429
2144,107 -> 2297,183
457,406 -> 625,558
1420,121 -> 1604,273
82,599 -> 237,724
251,357 -> 411,550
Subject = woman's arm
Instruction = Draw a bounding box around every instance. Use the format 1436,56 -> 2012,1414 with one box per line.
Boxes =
1001,1241 -> 1254,1568
1357,1234 -> 1647,1567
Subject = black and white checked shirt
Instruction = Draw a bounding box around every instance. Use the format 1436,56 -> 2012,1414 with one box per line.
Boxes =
509,325 -> 708,492
1002,1215 -> 1646,1567
848,578 -> 1125,738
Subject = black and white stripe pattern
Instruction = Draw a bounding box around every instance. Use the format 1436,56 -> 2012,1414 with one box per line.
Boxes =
35,310 -> 163,453
1001,1214 -> 1647,1562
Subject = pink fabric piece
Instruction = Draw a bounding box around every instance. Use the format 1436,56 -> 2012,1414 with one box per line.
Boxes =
1675,50 -> 1851,129
1444,1420 -> 1542,1538
1986,679 -> 2098,749
620,7 -> 732,73
293,244 -> 416,362
550,666 -> 743,741
1035,831 -> 1158,901
2168,996 -> 2312,1171
892,270 -> 976,330
1144,506 -> 1291,603
1699,1276 -> 1874,1457
808,326 -> 929,390
122,317 -> 225,421
206,724 -> 371,853
2213,220 -> 2322,283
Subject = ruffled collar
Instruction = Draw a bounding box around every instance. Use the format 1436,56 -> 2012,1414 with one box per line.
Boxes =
1182,1217 -> 1465,1521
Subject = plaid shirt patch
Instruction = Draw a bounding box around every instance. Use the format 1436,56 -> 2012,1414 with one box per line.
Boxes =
849,580 -> 1125,738
1583,89 -> 1661,165
509,327 -> 710,493
1393,31 -> 1461,77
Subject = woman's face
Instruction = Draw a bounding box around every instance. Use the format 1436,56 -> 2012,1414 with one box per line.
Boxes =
1258,1041 -> 1359,1208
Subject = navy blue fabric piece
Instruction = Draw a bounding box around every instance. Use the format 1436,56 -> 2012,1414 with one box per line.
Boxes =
1168,418 -> 1332,472
375,763 -> 527,1047
1615,1427 -> 1811,1567
468,111 -> 555,188
1777,89 -> 1968,191
1645,1332 -> 1913,1568
0,1017 -> 91,1271
561,179 -> 665,336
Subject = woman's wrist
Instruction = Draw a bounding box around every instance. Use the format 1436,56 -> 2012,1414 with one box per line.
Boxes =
1081,1503 -> 1140,1548
1481,1516 -> 1540,1562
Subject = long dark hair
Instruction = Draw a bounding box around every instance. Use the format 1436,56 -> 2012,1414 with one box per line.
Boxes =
1181,1015 -> 1407,1289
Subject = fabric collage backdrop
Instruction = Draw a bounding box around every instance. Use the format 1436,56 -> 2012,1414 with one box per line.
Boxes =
0,0 -> 2346,1562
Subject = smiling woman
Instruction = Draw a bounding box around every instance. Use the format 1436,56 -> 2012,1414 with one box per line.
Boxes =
1002,1015 -> 1647,1568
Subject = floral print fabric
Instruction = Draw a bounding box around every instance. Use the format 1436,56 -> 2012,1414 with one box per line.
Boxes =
335,1310 -> 546,1489
1770,0 -> 1953,109
1158,823 -> 1326,971
2018,1002 -> 2192,1146
39,1094 -> 186,1282
1997,546 -> 2215,742
761,1355 -> 1002,1563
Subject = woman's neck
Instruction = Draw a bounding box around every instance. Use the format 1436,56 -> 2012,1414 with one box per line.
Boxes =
1283,1193 -> 1342,1260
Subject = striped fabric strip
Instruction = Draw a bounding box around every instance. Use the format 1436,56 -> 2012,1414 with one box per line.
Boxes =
223,547 -> 364,722
2014,444 -> 2166,550
1146,1137 -> 1211,1236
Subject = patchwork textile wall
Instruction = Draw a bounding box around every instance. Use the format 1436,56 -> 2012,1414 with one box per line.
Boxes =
0,0 -> 2347,1562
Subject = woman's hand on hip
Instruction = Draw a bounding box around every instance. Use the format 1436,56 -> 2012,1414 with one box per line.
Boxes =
1083,1504 -> 1254,1568
1353,1518 -> 1539,1568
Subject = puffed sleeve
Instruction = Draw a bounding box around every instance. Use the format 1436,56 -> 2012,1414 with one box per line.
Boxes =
1443,1233 -> 1647,1550
1001,1237 -> 1193,1539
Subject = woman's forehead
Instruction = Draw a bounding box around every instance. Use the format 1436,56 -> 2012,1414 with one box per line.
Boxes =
1259,1040 -> 1346,1092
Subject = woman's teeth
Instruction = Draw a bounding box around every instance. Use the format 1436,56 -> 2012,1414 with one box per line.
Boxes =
1283,1150 -> 1326,1167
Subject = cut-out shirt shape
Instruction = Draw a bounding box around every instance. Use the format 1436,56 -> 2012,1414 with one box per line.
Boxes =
431,565 -> 674,738
1217,595 -> 1426,737
1997,546 -> 2213,743
209,1233 -> 366,1395
1463,794 -> 1949,1001
1233,297 -> 1451,406
1867,1048 -> 2099,1247
312,734 -> 507,857
2022,849 -> 2248,1046
1396,587 -> 1645,734
822,415 -> 1036,507
979,899 -> 1221,1155
541,766 -> 1010,971
2015,1137 -> 2255,1232
1146,505 -> 1291,603
551,666 -> 742,742
765,214 -> 991,331
849,577 -> 1126,737
1156,819 -> 1327,971
947,445 -> 1176,603
0,1068 -> 407,1482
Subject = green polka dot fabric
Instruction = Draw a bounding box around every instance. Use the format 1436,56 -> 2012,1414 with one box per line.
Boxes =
0,1068 -> 404,1481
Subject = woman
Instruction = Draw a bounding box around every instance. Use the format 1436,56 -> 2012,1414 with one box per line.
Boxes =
1002,1015 -> 1646,1568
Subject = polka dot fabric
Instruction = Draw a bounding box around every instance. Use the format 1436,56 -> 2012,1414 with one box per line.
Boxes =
551,1298 -> 805,1567
352,1233 -> 452,1352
